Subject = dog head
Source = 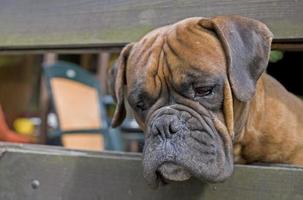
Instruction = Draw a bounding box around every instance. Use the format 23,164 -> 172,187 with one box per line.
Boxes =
109,16 -> 272,187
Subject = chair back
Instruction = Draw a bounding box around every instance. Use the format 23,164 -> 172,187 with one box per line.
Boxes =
44,61 -> 109,151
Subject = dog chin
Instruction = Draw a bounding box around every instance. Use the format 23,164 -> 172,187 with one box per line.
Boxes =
157,162 -> 192,182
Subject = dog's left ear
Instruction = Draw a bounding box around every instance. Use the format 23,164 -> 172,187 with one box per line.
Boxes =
199,16 -> 273,102
108,43 -> 134,127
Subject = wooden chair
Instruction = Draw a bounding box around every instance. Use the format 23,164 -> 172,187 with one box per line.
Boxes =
43,61 -> 121,151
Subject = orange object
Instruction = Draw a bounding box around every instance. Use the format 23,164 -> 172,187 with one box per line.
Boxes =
0,105 -> 34,143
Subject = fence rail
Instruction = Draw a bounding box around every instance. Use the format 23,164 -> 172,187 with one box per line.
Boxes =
1,142 -> 303,200
0,0 -> 302,52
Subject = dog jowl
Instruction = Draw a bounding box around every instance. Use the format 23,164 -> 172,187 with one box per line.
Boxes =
109,16 -> 303,187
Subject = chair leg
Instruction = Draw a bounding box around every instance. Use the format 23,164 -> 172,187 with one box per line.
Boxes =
104,128 -> 123,151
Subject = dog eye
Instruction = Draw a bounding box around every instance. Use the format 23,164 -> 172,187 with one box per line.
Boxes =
194,86 -> 214,97
136,101 -> 146,111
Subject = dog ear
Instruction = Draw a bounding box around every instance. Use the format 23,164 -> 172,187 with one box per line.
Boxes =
108,43 -> 134,127
199,16 -> 273,102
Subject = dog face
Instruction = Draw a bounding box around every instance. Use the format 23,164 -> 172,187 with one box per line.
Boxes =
109,16 -> 272,187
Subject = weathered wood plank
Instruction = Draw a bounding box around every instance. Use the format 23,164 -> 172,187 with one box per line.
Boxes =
1,142 -> 303,200
0,0 -> 302,51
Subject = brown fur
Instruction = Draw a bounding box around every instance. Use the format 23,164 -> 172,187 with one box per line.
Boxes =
234,74 -> 303,164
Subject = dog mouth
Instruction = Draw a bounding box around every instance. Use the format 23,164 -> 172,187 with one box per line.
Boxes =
143,105 -> 233,188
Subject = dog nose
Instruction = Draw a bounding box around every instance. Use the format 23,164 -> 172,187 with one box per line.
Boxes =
151,115 -> 180,138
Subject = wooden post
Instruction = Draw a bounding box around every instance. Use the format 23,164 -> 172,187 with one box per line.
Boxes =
43,53 -> 58,66
97,52 -> 110,94
39,53 -> 58,143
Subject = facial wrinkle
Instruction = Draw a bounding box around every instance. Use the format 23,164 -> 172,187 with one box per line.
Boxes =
146,35 -> 165,96
144,36 -> 168,123
132,35 -> 158,68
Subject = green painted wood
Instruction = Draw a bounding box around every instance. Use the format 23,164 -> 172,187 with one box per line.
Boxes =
0,0 -> 302,51
1,143 -> 303,200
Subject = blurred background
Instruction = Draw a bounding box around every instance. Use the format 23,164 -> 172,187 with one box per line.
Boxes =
0,50 -> 301,153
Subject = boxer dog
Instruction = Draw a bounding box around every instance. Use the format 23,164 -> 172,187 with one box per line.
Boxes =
109,16 -> 303,187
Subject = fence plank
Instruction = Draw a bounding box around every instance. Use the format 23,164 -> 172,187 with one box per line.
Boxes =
1,143 -> 303,200
0,0 -> 302,51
